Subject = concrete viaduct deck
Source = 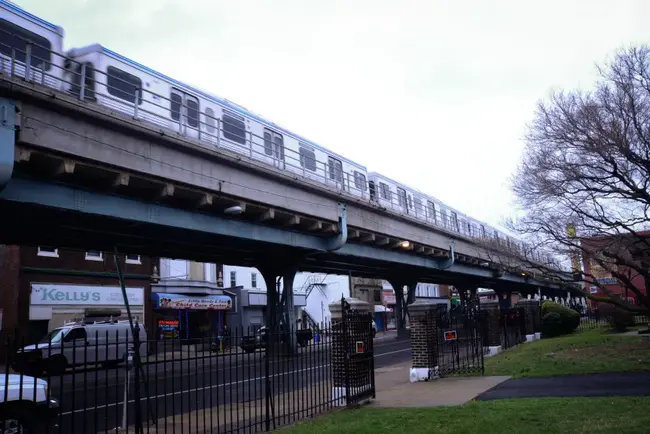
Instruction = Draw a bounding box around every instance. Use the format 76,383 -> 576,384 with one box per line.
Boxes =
0,75 -> 570,295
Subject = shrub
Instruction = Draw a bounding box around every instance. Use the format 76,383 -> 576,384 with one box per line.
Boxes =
540,301 -> 580,337
541,312 -> 564,338
598,303 -> 634,332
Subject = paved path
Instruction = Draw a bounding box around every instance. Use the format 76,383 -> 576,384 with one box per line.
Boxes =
476,371 -> 650,401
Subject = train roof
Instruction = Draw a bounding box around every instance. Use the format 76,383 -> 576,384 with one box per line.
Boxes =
0,0 -> 64,35
67,43 -> 367,170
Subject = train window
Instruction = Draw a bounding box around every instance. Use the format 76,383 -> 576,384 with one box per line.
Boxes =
205,107 -> 216,133
328,157 -> 343,183
299,145 -> 316,171
0,19 -> 52,71
427,201 -> 436,222
223,110 -> 246,145
397,188 -> 407,208
186,96 -> 199,128
107,66 -> 142,104
170,92 -> 182,121
379,183 -> 390,200
451,212 -> 459,231
353,171 -> 367,191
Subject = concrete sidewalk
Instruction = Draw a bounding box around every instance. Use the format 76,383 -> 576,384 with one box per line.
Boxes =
371,362 -> 510,407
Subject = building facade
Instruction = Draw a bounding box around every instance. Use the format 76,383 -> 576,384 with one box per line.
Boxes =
156,260 -> 351,336
0,245 -> 158,345
580,232 -> 649,306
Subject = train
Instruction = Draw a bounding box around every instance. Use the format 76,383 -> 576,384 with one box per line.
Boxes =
0,0 -> 535,258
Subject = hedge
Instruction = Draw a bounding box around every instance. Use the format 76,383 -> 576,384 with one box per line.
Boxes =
541,301 -> 580,337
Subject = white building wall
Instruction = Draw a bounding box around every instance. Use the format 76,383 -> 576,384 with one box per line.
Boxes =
160,259 -> 188,280
381,281 -> 440,298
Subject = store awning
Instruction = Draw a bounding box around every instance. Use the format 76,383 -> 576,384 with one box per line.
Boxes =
151,293 -> 233,311
374,305 -> 389,312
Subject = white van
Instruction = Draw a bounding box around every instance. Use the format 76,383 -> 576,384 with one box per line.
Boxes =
15,320 -> 147,375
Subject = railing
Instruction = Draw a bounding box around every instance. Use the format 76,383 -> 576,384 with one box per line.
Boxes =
3,323 -> 335,434
0,28 -> 557,266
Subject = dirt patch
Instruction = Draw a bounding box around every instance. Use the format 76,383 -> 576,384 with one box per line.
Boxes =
555,341 -> 650,360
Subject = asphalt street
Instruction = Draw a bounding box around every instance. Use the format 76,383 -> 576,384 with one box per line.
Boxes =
46,338 -> 411,434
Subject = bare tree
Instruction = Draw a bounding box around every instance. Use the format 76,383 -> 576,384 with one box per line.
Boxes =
481,45 -> 650,315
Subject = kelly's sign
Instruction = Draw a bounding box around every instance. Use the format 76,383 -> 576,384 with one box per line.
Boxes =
31,284 -> 144,306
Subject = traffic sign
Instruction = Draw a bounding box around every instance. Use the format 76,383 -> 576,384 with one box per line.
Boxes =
444,330 -> 457,341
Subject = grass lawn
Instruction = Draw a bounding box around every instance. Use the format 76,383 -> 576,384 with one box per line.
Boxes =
483,327 -> 650,378
281,397 -> 650,434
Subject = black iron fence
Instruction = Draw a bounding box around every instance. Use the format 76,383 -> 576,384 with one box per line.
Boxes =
0,319 -> 348,434
499,307 -> 527,350
434,304 -> 485,377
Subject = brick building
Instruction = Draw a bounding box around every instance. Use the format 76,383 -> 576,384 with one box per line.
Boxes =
0,245 -> 159,345
581,231 -> 649,306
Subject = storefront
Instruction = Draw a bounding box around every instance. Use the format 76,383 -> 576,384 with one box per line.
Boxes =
381,290 -> 396,330
151,293 -> 234,341
28,283 -> 145,339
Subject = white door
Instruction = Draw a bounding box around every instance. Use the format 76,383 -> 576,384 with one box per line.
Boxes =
63,328 -> 95,364
170,88 -> 200,140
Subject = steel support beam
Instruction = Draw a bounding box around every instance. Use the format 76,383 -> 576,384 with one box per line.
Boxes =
0,176 -> 565,291
387,278 -> 419,338
0,98 -> 15,192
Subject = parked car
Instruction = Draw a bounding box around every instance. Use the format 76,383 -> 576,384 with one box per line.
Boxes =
0,374 -> 59,433
14,319 -> 147,375
236,326 -> 314,354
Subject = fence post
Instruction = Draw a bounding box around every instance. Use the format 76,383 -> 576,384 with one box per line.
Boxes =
481,301 -> 501,356
408,300 -> 438,382
133,321 -> 143,433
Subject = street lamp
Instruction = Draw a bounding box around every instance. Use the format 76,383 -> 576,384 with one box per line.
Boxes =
224,205 -> 243,215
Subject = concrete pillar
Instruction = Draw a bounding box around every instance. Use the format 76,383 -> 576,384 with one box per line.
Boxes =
408,299 -> 439,382
481,300 -> 502,355
328,297 -> 373,406
517,299 -> 541,341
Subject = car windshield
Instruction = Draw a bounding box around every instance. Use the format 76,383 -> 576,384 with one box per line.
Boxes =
39,328 -> 67,344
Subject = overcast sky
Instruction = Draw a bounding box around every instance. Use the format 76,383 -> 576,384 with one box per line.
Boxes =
15,0 -> 650,231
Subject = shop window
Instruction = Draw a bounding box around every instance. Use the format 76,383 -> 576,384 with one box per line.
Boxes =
85,250 -> 103,261
37,246 -> 58,257
373,289 -> 381,302
126,254 -> 141,264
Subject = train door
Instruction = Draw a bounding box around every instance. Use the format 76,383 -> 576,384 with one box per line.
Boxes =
327,156 -> 344,190
263,128 -> 285,169
170,88 -> 200,140
397,187 -> 408,212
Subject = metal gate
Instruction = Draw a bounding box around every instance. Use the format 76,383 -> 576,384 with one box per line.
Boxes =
434,301 -> 485,376
341,298 -> 376,405
500,307 -> 526,350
